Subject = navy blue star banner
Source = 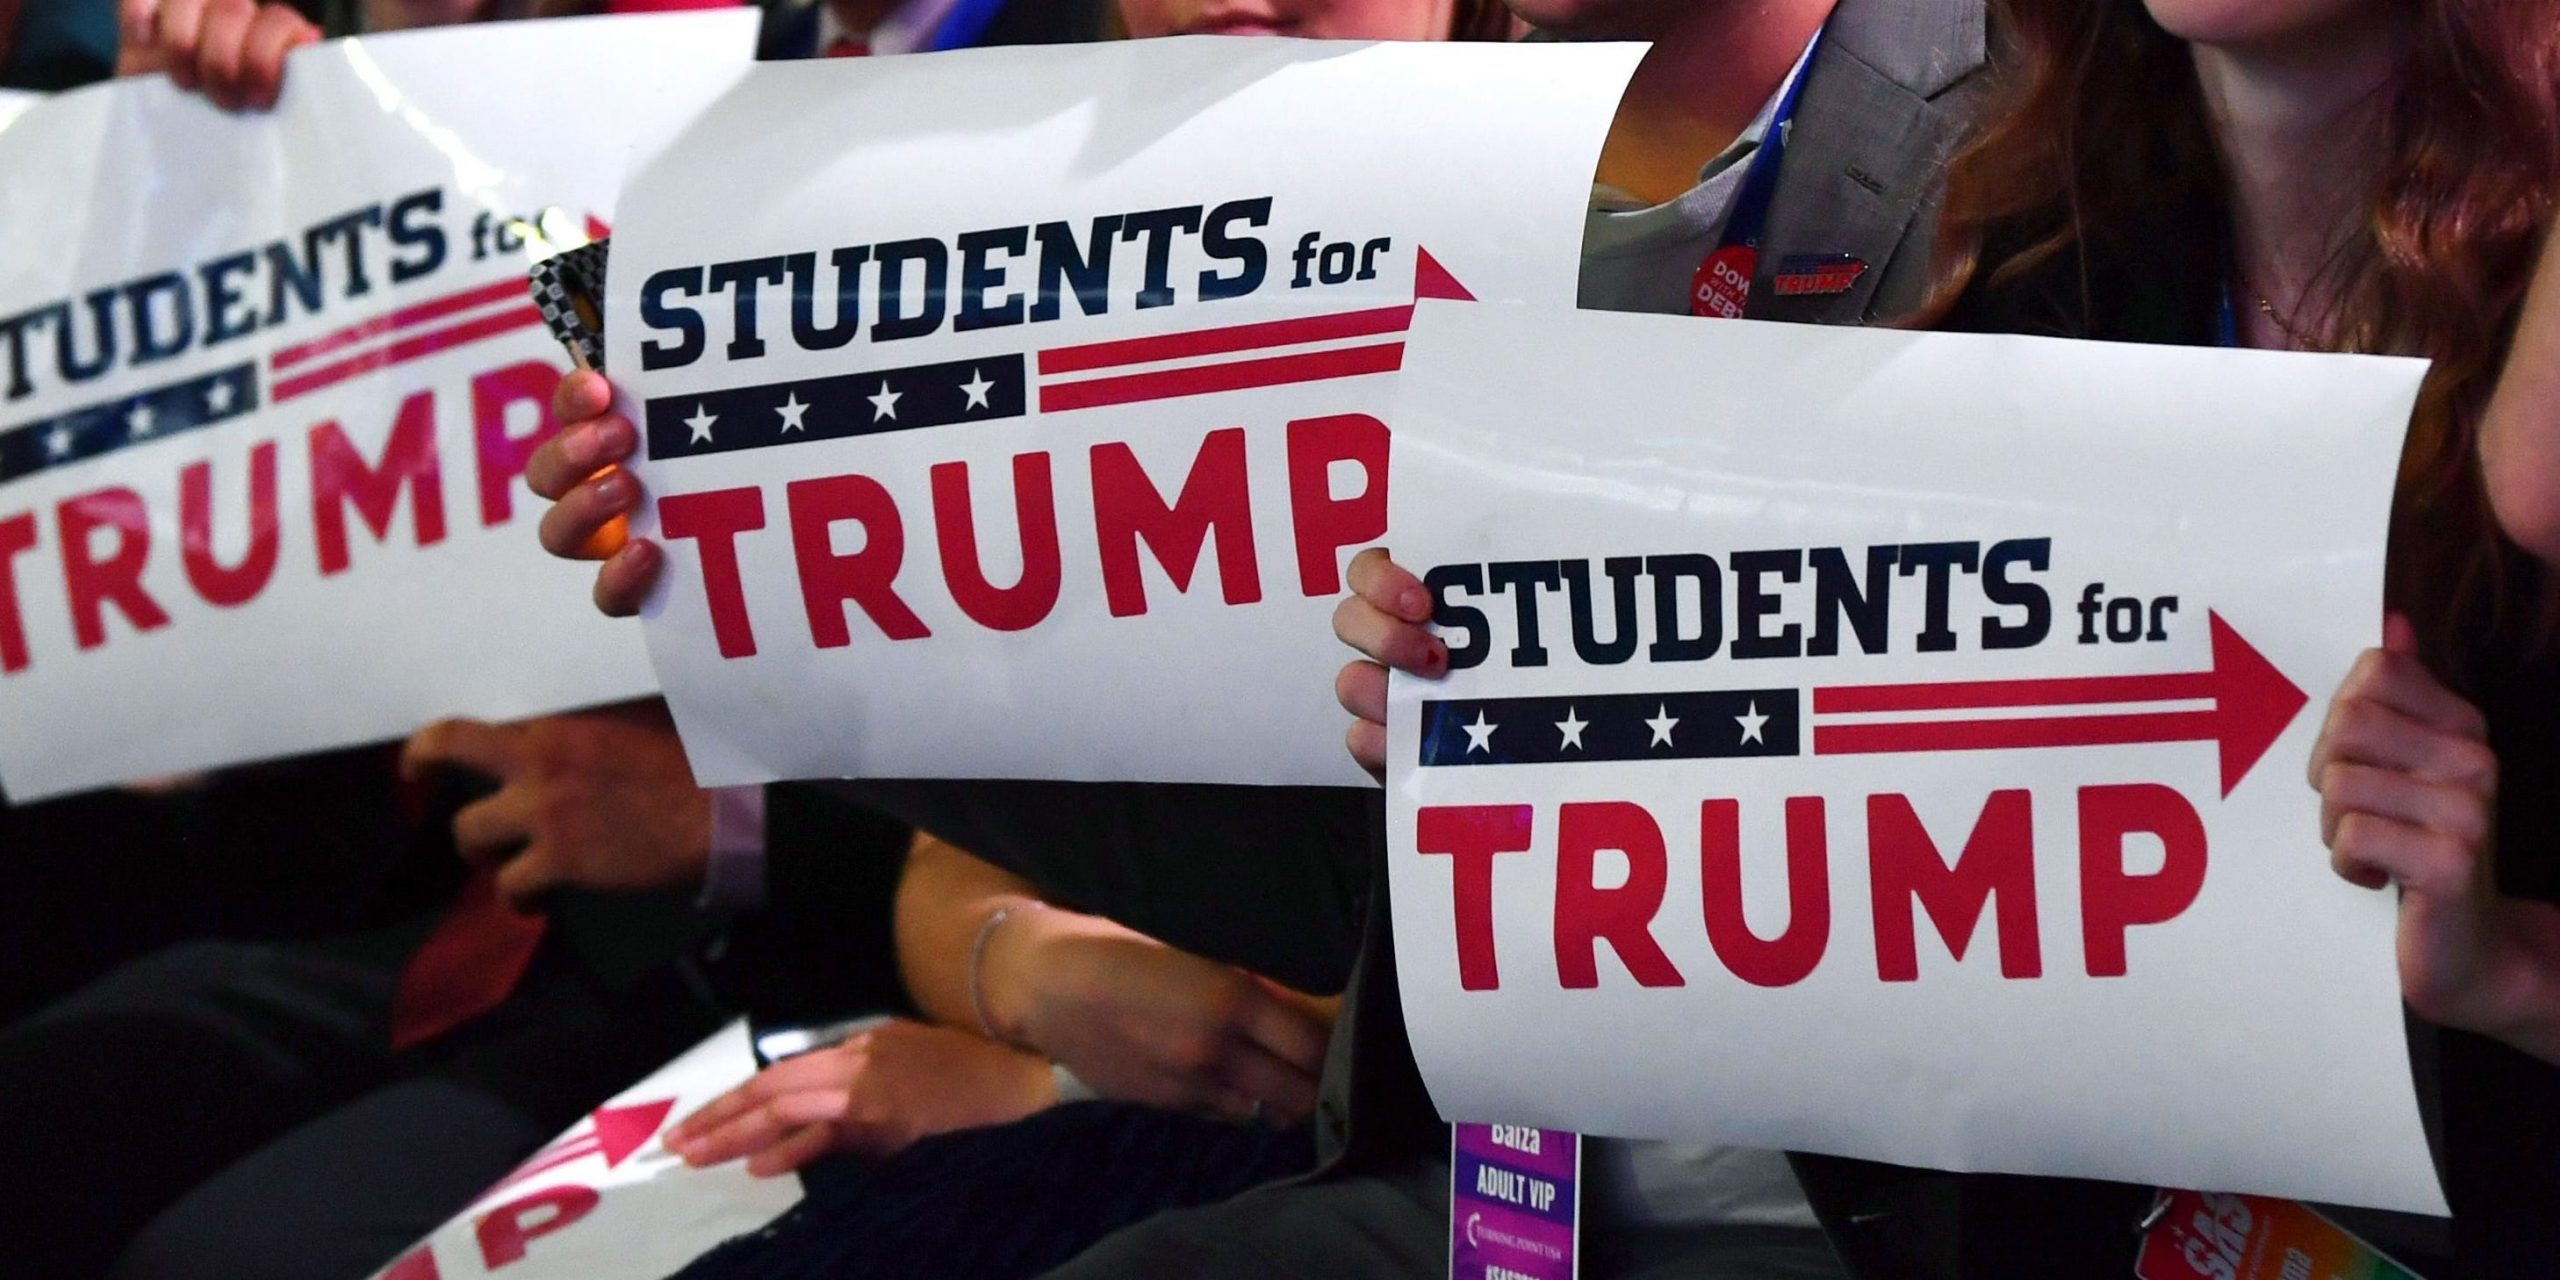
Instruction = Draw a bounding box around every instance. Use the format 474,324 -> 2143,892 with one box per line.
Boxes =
644,353 -> 1028,461
1418,688 -> 1802,767
0,363 -> 262,488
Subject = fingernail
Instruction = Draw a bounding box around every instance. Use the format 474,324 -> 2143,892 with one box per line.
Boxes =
1399,586 -> 1430,620
594,416 -> 634,456
595,472 -> 635,508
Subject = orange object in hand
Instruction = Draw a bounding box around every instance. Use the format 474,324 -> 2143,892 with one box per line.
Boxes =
580,513 -> 631,560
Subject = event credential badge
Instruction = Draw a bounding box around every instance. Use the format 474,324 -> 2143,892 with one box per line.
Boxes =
2135,1192 -> 2422,1280
1451,1123 -> 1579,1280
609,39 -> 1643,790
1383,305 -> 2444,1215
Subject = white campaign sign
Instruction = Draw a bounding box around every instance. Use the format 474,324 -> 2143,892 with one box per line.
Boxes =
612,39 -> 1641,789
372,1020 -> 801,1280
0,12 -> 755,800
1384,304 -> 2445,1214
0,91 -> 40,132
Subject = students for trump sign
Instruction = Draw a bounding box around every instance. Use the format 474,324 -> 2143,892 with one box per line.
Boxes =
1382,303 -> 2444,1214
0,12 -> 754,799
609,38 -> 1642,789
372,1021 -> 800,1280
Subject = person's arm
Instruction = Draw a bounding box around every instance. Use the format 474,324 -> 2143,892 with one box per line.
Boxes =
899,830 -> 1334,1127
664,1018 -> 1057,1176
2484,233 -> 2560,568
893,826 -> 1047,1031
664,831 -> 1339,1176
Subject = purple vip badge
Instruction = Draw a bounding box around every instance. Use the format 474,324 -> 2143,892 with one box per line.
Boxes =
1450,1124 -> 1579,1280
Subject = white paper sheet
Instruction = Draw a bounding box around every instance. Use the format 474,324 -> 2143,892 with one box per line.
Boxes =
0,12 -> 755,799
610,38 -> 1642,789
1383,303 -> 2444,1214
371,1020 -> 802,1280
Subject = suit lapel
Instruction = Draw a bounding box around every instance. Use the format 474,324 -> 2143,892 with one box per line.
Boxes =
1747,0 -> 1987,326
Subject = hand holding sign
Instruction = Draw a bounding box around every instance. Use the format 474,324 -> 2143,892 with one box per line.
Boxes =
529,368 -> 658,616
116,0 -> 320,110
1333,546 -> 1449,778
666,1019 -> 1057,1176
2312,615 -> 2560,1059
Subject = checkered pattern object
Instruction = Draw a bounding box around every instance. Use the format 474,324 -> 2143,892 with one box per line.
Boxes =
528,238 -> 611,372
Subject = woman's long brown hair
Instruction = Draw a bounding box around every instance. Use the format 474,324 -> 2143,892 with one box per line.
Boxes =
1919,0 -> 2560,687
1448,0 -> 1518,40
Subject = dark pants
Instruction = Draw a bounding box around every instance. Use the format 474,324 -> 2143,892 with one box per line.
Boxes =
673,1102 -> 1316,1280
0,922 -> 724,1280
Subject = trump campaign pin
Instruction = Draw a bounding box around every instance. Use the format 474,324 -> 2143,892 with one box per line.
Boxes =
1771,252 -> 1868,298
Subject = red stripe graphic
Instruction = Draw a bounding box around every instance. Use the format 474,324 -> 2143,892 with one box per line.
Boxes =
1815,710 -> 2220,756
1031,248 -> 1477,413
1039,342 -> 1404,414
271,305 -> 544,402
271,278 -> 531,372
1038,304 -> 1413,376
1812,671 -> 2215,715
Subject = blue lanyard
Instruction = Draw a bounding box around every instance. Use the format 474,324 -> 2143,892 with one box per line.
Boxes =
2215,284 -> 2241,349
927,0 -> 1011,51
1713,30 -> 1826,254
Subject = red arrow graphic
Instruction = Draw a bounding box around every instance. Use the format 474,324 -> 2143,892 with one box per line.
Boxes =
1810,612 -> 2308,796
591,1097 -> 676,1167
1034,247 -> 1475,413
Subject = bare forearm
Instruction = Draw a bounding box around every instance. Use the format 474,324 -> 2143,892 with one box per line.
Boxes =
891,830 -> 1047,1034
2484,233 -> 2560,568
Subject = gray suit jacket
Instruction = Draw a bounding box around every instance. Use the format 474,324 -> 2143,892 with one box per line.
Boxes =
1751,0 -> 1988,326
1572,0 -> 1984,326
